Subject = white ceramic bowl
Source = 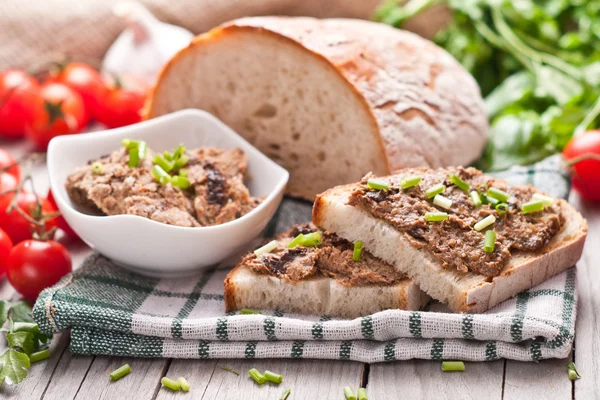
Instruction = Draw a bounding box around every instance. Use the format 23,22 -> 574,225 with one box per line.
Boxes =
47,109 -> 289,277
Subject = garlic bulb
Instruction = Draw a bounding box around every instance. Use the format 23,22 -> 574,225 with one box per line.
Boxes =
102,2 -> 193,86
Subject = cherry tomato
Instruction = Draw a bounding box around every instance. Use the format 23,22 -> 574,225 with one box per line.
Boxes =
563,130 -> 600,201
7,239 -> 72,299
0,173 -> 18,193
0,70 -> 40,139
0,228 -> 13,279
95,83 -> 145,128
0,191 -> 57,244
46,189 -> 78,239
25,82 -> 89,150
0,148 -> 20,182
49,62 -> 106,119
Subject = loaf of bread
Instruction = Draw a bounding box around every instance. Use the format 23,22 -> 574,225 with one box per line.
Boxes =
146,17 -> 488,199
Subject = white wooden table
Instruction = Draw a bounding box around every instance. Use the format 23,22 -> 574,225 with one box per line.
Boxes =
1,139 -> 598,400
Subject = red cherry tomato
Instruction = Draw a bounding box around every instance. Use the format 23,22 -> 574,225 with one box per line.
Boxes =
95,84 -> 145,128
25,82 -> 89,150
0,148 -> 20,182
0,70 -> 40,139
46,189 -> 78,239
49,62 -> 106,119
0,173 -> 18,193
0,228 -> 13,279
563,130 -> 600,201
0,191 -> 57,244
7,239 -> 72,299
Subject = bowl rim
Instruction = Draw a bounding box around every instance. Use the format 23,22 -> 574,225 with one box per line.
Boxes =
47,109 -> 289,233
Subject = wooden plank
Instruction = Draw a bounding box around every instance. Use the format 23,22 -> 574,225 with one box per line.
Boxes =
154,359 -> 219,399
503,358 -> 572,400
198,359 -> 364,400
42,344 -> 95,400
571,193 -> 600,400
368,360 -> 504,399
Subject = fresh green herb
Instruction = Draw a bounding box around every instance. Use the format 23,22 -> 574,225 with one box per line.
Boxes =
287,234 -> 305,249
353,241 -> 363,261
163,151 -> 174,161
486,187 -> 511,202
264,370 -> 283,384
495,203 -> 509,215
433,194 -> 453,210
449,174 -> 470,192
179,168 -> 188,177
344,386 -> 357,400
29,349 -> 50,363
109,364 -> 131,381
358,388 -> 369,400
470,191 -> 482,207
287,232 -> 322,248
221,366 -> 241,375
425,183 -> 445,199
441,361 -> 465,372
151,165 -> 171,185
484,195 -> 500,207
400,175 -> 422,189
522,200 -> 545,214
161,377 -> 181,391
153,155 -> 175,172
254,240 -> 278,257
137,141 -> 147,162
280,388 -> 291,400
532,193 -> 554,206
240,309 -> 262,315
484,230 -> 497,253
248,368 -> 266,385
122,138 -> 139,149
178,377 -> 191,392
91,162 -> 104,175
173,154 -> 190,170
425,212 -> 449,222
474,215 -> 496,231
174,144 -> 186,159
128,147 -> 139,168
171,176 -> 191,189
566,362 -> 580,381
367,178 -> 390,191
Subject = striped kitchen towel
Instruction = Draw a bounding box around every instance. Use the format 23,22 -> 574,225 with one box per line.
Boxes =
33,156 -> 578,362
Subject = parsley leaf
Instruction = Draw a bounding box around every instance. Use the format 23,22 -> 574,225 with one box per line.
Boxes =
0,300 -> 9,328
0,349 -> 30,386
10,301 -> 34,323
6,332 -> 35,356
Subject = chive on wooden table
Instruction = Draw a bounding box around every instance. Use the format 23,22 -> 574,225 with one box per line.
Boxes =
1,140 -> 598,400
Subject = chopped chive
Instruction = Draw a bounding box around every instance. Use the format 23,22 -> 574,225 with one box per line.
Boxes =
366,178 -> 389,191
433,194 -> 453,210
400,175 -> 421,190
173,154 -> 190,170
280,388 -> 291,400
532,193 -> 554,206
128,147 -> 139,168
484,230 -> 496,253
486,187 -> 510,202
426,183 -> 445,199
287,233 -> 304,249
163,151 -> 174,161
174,144 -> 186,159
137,140 -> 147,161
344,386 -> 357,400
486,196 -> 499,206
358,388 -> 368,400
470,191 -> 482,207
91,161 -> 104,175
178,377 -> 191,392
161,377 -> 181,391
495,203 -> 509,215
566,362 -> 580,380
248,368 -> 266,385
522,200 -> 545,214
221,366 -> 240,375
353,241 -> 363,261
171,176 -> 191,189
153,155 -> 174,172
264,370 -> 283,384
254,240 -> 278,256
474,215 -> 496,231
122,138 -> 139,149
30,348 -> 50,363
151,165 -> 171,185
441,361 -> 465,372
109,364 -> 131,381
449,174 -> 470,192
240,308 -> 262,315
301,232 -> 322,247
178,168 -> 188,177
425,212 -> 448,222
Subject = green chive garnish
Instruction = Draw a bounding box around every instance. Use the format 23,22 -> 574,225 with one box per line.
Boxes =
240,308 -> 262,315
254,240 -> 278,257
287,234 -> 304,249
532,193 -> 554,206
522,200 -> 545,214
358,388 -> 368,400
496,203 -> 509,215
221,366 -> 240,375
153,155 -> 174,172
433,194 -> 452,210
486,195 -> 500,206
566,362 -> 580,380
280,388 -> 291,400
353,241 -> 363,261
449,174 -> 470,192
151,165 -> 171,185
122,138 -> 139,149
178,377 -> 191,392
344,386 -> 357,400
264,370 -> 283,384
301,232 -> 322,247
30,348 -> 50,363
366,178 -> 389,191
179,168 -> 188,177
164,151 -> 174,161
91,161 -> 104,175
173,154 -> 190,170
109,364 -> 131,381
425,212 -> 448,222
484,230 -> 496,253
486,187 -> 510,202
128,147 -> 139,168
174,144 -> 186,159
470,191 -> 482,207
171,175 -> 191,189
137,141 -> 147,161
161,377 -> 181,391
426,183 -> 445,199
248,368 -> 266,385
400,175 -> 421,190
441,361 -> 465,372
474,215 -> 496,231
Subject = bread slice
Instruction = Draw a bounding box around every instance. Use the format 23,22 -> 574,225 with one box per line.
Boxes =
313,185 -> 588,313
224,264 -> 429,318
145,17 -> 488,199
